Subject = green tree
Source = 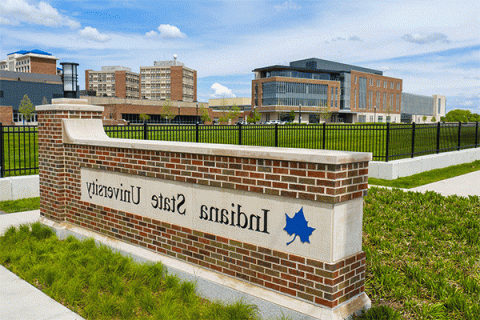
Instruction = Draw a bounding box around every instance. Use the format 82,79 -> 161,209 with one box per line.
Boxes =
247,109 -> 261,124
443,109 -> 480,122
431,116 -> 436,122
160,99 -> 176,123
288,110 -> 296,122
199,104 -> 211,123
319,104 -> 332,123
19,94 -> 35,124
228,104 -> 241,123
422,115 -> 427,122
218,98 -> 229,124
139,113 -> 150,123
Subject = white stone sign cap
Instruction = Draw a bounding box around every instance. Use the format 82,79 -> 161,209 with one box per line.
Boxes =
62,119 -> 372,164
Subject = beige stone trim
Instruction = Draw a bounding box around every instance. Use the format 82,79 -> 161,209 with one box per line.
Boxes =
61,119 -> 371,164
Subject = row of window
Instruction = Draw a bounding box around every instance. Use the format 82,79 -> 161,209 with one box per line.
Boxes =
354,76 -> 401,90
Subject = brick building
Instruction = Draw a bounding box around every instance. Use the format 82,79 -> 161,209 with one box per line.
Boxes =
0,50 -> 59,75
85,66 -> 140,99
252,58 -> 403,123
140,55 -> 197,102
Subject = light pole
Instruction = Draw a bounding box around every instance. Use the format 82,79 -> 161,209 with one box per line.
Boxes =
196,102 -> 199,124
299,104 -> 302,124
374,106 -> 377,123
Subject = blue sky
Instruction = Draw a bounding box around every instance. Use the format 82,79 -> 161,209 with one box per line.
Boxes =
0,0 -> 478,113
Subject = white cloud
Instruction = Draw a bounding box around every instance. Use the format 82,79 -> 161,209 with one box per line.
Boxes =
145,30 -> 157,37
210,83 -> 236,98
274,1 -> 301,11
157,24 -> 186,38
0,16 -> 14,25
402,33 -> 450,44
349,36 -> 362,42
0,0 -> 80,29
78,27 -> 111,42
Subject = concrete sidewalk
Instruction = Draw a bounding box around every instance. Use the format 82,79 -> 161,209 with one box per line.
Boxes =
0,171 -> 478,320
0,210 -> 85,320
410,170 -> 480,197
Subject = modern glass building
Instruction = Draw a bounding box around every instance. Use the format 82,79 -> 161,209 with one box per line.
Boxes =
252,58 -> 403,123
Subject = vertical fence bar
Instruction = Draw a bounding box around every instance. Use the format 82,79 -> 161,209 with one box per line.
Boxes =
385,122 -> 390,162
457,121 -> 461,151
436,122 -> 441,153
475,121 -> 478,148
143,122 -> 148,140
411,122 -> 416,158
274,124 -> 278,147
238,123 -> 242,145
0,123 -> 4,178
196,123 -> 199,143
322,122 -> 326,149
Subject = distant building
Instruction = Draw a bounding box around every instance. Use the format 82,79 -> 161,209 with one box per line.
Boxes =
85,66 -> 140,99
252,58 -> 403,123
401,93 -> 446,123
0,50 -> 59,76
140,55 -> 197,102
0,70 -> 63,124
208,97 -> 251,111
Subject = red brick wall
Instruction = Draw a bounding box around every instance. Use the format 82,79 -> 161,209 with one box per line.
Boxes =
30,57 -> 57,75
0,106 -> 13,125
115,71 -> 127,98
37,106 -> 368,309
171,66 -> 183,101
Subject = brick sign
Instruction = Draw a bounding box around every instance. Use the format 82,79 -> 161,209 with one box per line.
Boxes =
81,167 -> 362,262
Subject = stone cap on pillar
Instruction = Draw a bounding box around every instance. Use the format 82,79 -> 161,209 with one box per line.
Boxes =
36,98 -> 104,112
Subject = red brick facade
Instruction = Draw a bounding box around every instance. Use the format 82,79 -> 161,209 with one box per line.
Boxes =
30,56 -> 57,75
38,104 -> 368,310
0,106 -> 13,125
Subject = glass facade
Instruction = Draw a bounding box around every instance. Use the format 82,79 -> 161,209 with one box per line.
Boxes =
340,73 -> 350,110
262,81 -> 328,107
359,77 -> 367,109
265,70 -> 331,80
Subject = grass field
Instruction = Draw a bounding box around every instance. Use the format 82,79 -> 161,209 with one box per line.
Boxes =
1,188 -> 479,319
1,122 -> 479,177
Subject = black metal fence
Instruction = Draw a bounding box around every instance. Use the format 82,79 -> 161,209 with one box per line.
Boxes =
1,122 -> 479,177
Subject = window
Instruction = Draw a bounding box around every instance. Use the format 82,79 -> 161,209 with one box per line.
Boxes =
0,90 -> 3,98
383,92 -> 387,109
397,83 -> 400,90
354,88 -> 357,108
377,80 -> 381,87
355,76 -> 358,84
390,82 -> 394,89
369,78 -> 373,86
378,116 -> 383,123
384,81 -> 387,88
438,98 -> 441,113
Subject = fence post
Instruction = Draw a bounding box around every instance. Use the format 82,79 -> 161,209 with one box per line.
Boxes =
385,122 -> 390,162
196,123 -> 199,143
322,122 -> 326,149
0,122 -> 4,178
238,123 -> 242,145
475,122 -> 478,148
436,121 -> 441,153
143,122 -> 148,140
274,123 -> 278,147
457,121 -> 461,151
411,122 -> 415,158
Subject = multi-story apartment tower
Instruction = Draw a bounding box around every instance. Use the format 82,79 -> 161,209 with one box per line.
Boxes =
252,58 -> 403,123
0,50 -> 59,75
140,55 -> 197,102
85,66 -> 140,99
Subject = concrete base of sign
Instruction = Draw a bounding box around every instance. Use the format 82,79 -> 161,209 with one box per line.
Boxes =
41,216 -> 371,320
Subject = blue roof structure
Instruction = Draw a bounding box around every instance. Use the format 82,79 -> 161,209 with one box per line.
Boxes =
7,49 -> 53,56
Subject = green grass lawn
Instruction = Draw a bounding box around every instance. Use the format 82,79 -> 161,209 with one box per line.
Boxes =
1,189 -> 479,319
0,197 -> 39,213
368,160 -> 480,189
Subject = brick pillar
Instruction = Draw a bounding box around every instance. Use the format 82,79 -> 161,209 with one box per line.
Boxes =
36,99 -> 103,222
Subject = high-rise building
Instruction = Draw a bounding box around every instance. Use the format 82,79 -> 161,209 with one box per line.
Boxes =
252,58 -> 403,123
0,50 -> 59,75
401,93 -> 446,123
140,55 -> 196,102
85,66 -> 140,99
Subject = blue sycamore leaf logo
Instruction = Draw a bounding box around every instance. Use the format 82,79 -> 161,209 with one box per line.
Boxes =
283,207 -> 315,245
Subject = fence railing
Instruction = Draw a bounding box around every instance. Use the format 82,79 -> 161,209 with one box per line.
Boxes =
1,122 -> 479,177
